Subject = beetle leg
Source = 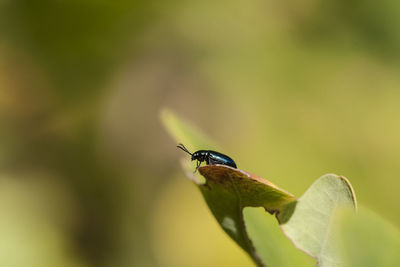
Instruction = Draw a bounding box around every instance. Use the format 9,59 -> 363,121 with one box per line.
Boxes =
194,160 -> 201,173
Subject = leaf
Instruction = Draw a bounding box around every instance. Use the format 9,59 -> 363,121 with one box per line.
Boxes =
334,206 -> 400,267
161,109 -> 300,266
161,108 -> 217,151
160,109 -> 358,267
244,207 -> 316,267
197,165 -> 297,266
280,174 -> 357,267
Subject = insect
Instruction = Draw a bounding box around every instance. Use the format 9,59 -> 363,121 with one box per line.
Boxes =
177,143 -> 237,172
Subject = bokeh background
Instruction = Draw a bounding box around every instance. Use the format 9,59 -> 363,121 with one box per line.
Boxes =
1,1 -> 400,266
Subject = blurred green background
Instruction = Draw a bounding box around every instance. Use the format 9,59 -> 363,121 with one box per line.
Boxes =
1,0 -> 400,266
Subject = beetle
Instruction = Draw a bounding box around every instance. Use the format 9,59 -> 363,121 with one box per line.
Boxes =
177,143 -> 237,172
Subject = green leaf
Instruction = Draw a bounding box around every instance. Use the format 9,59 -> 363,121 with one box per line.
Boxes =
244,207 -> 316,267
161,108 -> 216,151
161,109 -> 358,267
197,165 -> 297,266
280,174 -> 357,267
161,109 -> 299,266
334,206 -> 400,267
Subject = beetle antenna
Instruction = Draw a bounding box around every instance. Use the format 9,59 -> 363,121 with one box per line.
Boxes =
177,143 -> 192,155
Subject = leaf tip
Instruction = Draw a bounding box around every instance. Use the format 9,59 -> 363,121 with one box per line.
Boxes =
337,175 -> 358,210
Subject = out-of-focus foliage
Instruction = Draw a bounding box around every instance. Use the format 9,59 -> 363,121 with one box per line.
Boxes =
0,0 -> 400,266
335,207 -> 400,267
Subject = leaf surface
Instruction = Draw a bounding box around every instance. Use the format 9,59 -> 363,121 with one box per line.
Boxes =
161,109 -> 298,266
197,165 -> 297,266
161,109 -> 357,267
281,174 -> 357,267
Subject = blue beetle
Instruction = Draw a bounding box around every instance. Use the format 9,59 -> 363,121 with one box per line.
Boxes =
177,143 -> 237,172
